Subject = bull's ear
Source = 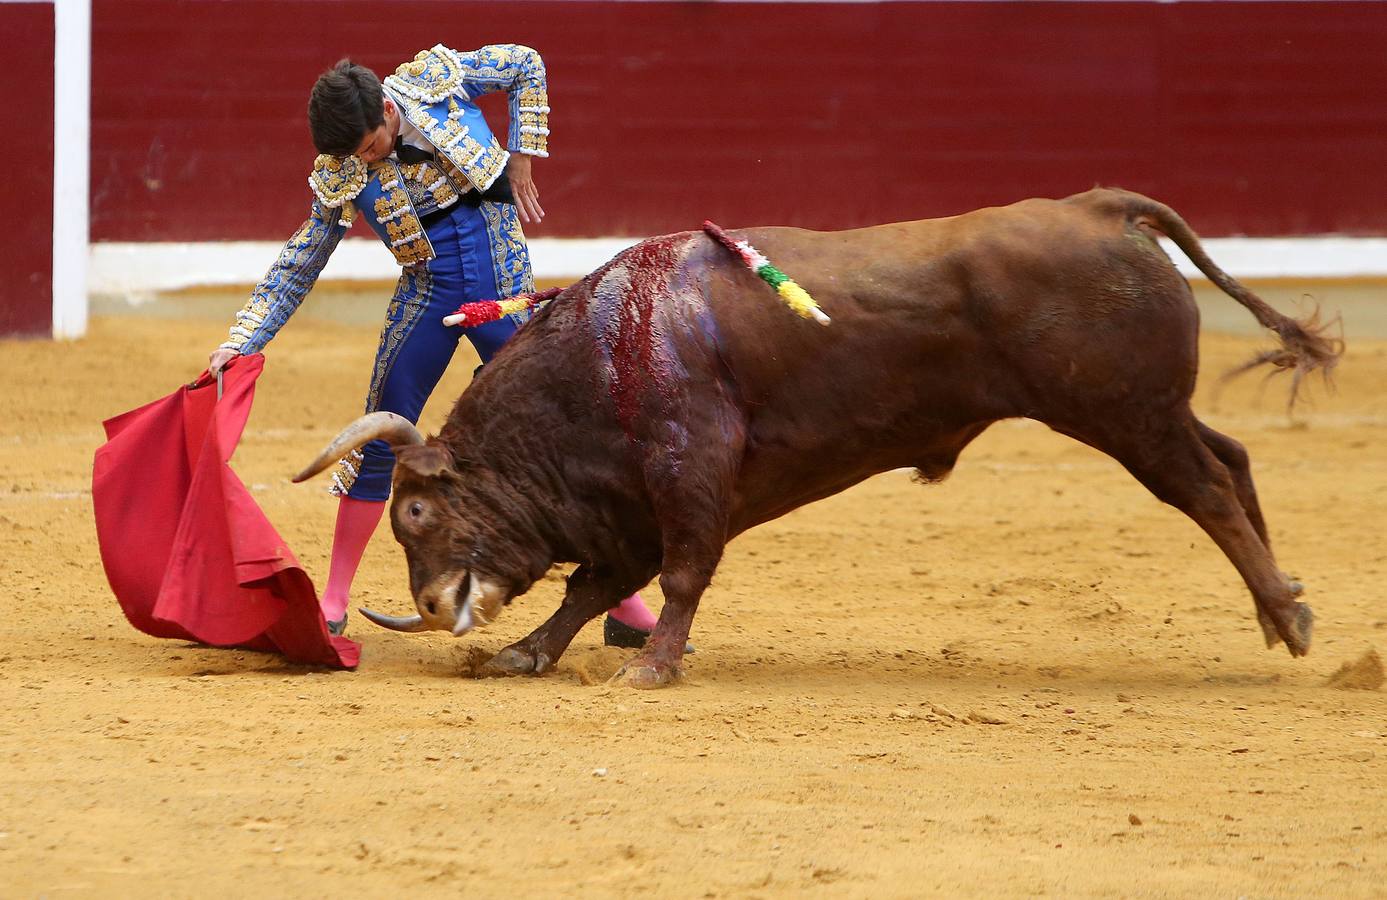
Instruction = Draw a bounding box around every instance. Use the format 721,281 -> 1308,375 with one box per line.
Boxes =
393,444 -> 458,480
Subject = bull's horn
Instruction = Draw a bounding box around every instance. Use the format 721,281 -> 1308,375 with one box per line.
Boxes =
293,412 -> 425,483
358,608 -> 432,633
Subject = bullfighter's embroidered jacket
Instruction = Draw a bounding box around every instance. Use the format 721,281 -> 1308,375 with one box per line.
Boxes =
221,44 -> 549,355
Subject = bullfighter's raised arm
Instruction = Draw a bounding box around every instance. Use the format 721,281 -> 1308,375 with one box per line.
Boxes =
427,43 -> 549,223
446,43 -> 550,159
382,43 -> 549,223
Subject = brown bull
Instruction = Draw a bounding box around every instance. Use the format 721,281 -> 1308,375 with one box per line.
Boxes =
297,188 -> 1339,688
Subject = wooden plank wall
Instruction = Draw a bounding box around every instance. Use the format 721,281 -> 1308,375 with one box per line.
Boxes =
3,2 -> 55,335
90,1 -> 1387,242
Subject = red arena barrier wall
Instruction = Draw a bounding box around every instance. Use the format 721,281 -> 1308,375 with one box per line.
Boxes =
91,1 -> 1387,242
3,2 -> 55,335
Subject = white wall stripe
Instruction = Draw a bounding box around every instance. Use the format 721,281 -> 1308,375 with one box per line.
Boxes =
89,237 -> 643,297
1156,237 -> 1387,280
88,235 -> 1387,299
51,0 -> 90,338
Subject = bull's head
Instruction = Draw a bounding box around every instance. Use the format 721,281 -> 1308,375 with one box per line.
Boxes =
293,412 -> 510,636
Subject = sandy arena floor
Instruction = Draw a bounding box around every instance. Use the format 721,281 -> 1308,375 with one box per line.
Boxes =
1,289 -> 1384,896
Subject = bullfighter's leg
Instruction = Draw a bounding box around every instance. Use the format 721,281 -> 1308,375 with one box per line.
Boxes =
321,267 -> 464,626
606,593 -> 658,633
603,594 -> 697,652
1085,414 -> 1312,656
482,564 -> 650,676
326,205 -> 524,628
320,496 -> 387,630
1194,419 -> 1305,645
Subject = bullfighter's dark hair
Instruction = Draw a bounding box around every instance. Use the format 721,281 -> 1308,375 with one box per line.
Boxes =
308,59 -> 385,157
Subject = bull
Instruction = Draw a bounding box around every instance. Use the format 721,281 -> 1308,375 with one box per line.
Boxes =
295,188 -> 1339,688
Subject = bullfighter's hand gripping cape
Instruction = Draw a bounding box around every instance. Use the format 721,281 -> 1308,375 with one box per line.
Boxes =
92,355 -> 359,669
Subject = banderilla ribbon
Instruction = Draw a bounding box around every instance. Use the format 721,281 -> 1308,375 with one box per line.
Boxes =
443,286 -> 565,329
443,222 -> 829,328
702,221 -> 830,325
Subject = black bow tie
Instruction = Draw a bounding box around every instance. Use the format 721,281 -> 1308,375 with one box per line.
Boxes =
393,137 -> 435,164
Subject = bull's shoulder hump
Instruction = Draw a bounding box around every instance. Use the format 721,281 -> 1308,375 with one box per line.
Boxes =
730,223 -> 888,248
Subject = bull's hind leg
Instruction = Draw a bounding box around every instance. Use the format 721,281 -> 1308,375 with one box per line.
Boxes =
1194,420 -> 1304,646
482,564 -> 651,676
1195,421 -> 1271,546
1079,413 -> 1312,656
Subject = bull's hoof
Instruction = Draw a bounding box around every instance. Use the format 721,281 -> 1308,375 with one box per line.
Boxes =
1257,608 -> 1283,650
613,659 -> 682,689
480,645 -> 553,677
1283,603 -> 1314,658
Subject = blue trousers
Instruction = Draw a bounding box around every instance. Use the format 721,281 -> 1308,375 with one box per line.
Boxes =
335,200 -> 532,501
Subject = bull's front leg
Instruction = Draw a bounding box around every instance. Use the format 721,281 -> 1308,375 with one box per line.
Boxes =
616,562 -> 714,689
481,564 -> 641,677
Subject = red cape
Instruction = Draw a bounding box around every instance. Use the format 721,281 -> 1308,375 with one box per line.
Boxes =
92,355 -> 359,668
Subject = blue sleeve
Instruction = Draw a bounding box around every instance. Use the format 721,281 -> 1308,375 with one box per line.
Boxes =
452,44 -> 550,157
221,202 -> 347,355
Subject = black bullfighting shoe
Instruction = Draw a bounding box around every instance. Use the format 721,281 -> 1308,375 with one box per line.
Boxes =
603,615 -> 695,653
327,616 -> 348,637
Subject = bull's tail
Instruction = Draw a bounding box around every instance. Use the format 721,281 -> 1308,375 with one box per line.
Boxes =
1108,190 -> 1342,405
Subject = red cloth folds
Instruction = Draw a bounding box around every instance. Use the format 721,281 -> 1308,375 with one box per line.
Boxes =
93,355 -> 360,668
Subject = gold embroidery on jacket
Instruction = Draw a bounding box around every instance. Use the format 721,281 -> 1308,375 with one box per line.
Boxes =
309,154 -> 369,208
398,89 -> 507,191
515,86 -> 550,156
385,46 -> 467,103
370,160 -> 433,266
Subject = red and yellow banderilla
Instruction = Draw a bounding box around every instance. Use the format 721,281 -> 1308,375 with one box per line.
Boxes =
443,222 -> 828,328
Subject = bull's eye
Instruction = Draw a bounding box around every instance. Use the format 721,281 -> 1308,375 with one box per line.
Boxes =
409,501 -> 424,520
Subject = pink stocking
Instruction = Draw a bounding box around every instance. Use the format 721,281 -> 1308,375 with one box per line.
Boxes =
607,592 -> 658,631
320,497 -> 387,622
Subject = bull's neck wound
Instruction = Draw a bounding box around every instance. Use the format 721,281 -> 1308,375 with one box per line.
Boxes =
589,235 -> 688,443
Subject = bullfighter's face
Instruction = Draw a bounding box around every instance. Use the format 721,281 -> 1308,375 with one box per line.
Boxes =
379,444 -> 510,636
352,97 -> 402,164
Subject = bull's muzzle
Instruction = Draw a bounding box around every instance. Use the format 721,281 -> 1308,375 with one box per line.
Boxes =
359,570 -> 505,637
